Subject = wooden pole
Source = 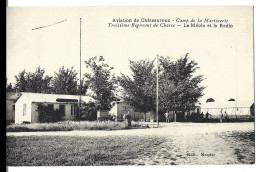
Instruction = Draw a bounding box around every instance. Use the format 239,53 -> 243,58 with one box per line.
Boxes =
79,18 -> 82,121
156,54 -> 159,127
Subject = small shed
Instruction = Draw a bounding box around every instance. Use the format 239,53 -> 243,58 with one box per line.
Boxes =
109,100 -> 155,122
14,92 -> 94,124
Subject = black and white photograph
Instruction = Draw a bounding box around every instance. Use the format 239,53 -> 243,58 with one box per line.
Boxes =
6,5 -> 255,167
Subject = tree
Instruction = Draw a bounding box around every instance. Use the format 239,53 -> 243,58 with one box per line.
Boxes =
14,67 -> 52,93
81,102 -> 97,121
14,70 -> 27,92
26,67 -> 52,93
159,53 -> 205,113
77,78 -> 89,95
52,66 -> 87,95
6,78 -> 14,92
120,53 -> 205,121
119,59 -> 156,121
84,56 -> 114,110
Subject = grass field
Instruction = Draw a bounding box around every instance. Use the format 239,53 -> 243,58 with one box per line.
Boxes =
6,121 -> 147,132
6,135 -> 165,166
6,122 -> 255,165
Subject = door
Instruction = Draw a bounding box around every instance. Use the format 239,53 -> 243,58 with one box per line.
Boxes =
59,104 -> 65,116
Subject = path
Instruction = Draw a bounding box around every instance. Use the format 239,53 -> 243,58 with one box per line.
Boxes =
7,122 -> 255,165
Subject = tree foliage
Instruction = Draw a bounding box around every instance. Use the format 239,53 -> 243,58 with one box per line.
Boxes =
12,66 -> 87,95
120,53 -> 205,118
119,59 -> 155,120
14,70 -> 27,92
6,78 -> 14,92
159,53 -> 205,112
84,56 -> 114,110
81,102 -> 97,121
51,66 -> 87,95
14,67 -> 52,93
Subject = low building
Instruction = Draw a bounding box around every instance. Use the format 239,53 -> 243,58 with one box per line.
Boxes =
14,92 -> 94,124
109,98 -> 156,122
6,92 -> 21,124
200,99 -> 254,116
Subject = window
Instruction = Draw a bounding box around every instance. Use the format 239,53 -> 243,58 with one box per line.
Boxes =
71,105 -> 74,115
122,106 -> 126,111
23,104 -> 27,116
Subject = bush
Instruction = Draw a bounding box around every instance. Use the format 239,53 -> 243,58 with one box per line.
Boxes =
6,123 -> 73,132
80,102 -> 97,121
37,103 -> 62,123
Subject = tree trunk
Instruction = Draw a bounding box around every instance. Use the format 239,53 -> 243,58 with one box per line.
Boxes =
144,113 -> 146,122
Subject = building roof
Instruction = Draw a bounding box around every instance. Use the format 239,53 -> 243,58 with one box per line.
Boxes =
15,92 -> 95,104
200,99 -> 254,109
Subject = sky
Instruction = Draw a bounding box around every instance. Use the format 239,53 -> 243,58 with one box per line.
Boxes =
6,6 -> 254,105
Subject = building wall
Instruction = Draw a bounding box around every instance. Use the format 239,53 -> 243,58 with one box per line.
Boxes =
115,102 -> 155,122
64,104 -> 76,120
6,92 -> 21,124
191,107 -> 201,114
15,96 -> 32,124
109,102 -> 118,117
31,103 -> 39,123
146,111 -> 156,122
168,111 -> 174,121
116,102 -> 127,120
6,100 -> 15,123
30,103 -> 76,122
54,104 -> 59,110
48,103 -> 77,121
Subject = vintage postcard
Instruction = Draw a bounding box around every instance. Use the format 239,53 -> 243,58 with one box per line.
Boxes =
6,6 -> 254,166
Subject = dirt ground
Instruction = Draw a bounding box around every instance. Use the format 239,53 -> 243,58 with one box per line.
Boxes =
7,122 -> 255,165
